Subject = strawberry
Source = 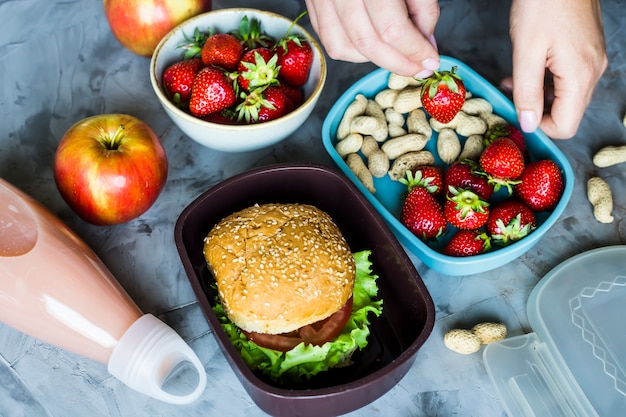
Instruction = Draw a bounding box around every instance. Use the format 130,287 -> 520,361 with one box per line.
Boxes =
256,86 -> 293,122
189,67 -> 236,117
478,137 -> 525,194
200,33 -> 244,71
420,66 -> 466,123
443,230 -> 491,257
275,36 -> 313,87
237,47 -> 280,91
514,160 -> 564,212
162,57 -> 204,107
236,86 -> 293,123
486,123 -> 529,161
444,160 -> 494,200
203,109 -> 238,125
486,199 -> 536,245
279,82 -> 304,108
444,187 -> 490,230
401,186 -> 447,240
399,166 -> 444,195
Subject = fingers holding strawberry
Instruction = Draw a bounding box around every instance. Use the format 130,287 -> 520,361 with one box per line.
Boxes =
420,66 -> 466,124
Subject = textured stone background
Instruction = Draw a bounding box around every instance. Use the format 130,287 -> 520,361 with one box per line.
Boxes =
1,0 -> 625,416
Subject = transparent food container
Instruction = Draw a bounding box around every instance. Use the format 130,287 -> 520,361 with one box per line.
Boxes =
484,246 -> 626,416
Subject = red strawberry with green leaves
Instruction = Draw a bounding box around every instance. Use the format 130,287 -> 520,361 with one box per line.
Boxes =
486,123 -> 529,161
486,199 -> 536,245
444,160 -> 494,200
200,33 -> 244,71
478,137 -> 525,194
514,160 -> 564,212
443,230 -> 491,257
189,67 -> 236,117
444,187 -> 490,230
420,66 -> 466,123
237,47 -> 280,91
399,166 -> 444,195
401,186 -> 447,240
256,86 -> 293,122
162,57 -> 204,107
275,36 -> 313,87
236,86 -> 293,123
274,12 -> 314,87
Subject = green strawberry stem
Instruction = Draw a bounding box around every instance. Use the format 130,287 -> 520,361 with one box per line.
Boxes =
447,186 -> 489,218
179,27 -> 210,60
424,66 -> 462,98
285,11 -> 308,38
233,15 -> 272,49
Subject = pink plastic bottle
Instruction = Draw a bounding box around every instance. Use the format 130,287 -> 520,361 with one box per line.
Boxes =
0,177 -> 206,404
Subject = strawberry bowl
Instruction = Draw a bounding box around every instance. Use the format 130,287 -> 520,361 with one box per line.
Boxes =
321,56 -> 574,276
150,8 -> 326,153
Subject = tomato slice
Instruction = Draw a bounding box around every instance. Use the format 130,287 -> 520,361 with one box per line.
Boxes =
243,298 -> 354,352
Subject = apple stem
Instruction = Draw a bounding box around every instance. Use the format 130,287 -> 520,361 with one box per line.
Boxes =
102,124 -> 125,150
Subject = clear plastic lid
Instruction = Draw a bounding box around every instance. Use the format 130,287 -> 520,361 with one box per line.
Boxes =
107,314 -> 207,404
484,246 -> 626,417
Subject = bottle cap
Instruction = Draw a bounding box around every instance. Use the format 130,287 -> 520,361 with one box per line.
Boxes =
107,314 -> 207,404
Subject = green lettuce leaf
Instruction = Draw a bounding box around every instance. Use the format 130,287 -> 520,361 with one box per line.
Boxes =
212,249 -> 383,384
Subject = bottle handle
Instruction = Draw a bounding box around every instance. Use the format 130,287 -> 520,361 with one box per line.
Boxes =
107,314 -> 207,405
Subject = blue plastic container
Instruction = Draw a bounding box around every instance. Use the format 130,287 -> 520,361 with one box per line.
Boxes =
322,56 -> 574,276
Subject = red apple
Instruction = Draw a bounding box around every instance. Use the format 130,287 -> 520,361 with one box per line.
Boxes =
103,0 -> 212,57
54,114 -> 168,225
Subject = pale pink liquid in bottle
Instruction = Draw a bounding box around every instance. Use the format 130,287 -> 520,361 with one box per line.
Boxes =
0,177 -> 141,363
0,178 -> 206,404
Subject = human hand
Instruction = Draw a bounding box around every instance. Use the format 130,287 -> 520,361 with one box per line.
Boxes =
509,0 -> 607,139
304,0 -> 441,77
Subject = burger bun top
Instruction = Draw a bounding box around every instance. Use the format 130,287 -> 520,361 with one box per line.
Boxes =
203,203 -> 356,335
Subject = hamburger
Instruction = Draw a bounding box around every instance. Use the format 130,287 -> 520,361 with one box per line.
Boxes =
203,203 -> 383,383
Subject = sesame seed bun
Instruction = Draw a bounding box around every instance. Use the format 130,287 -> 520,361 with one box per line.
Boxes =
203,203 -> 356,335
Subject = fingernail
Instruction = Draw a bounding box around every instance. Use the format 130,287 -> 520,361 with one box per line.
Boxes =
422,58 -> 440,71
429,34 -> 438,51
414,58 -> 440,78
519,110 -> 538,133
499,79 -> 513,94
415,69 -> 434,78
